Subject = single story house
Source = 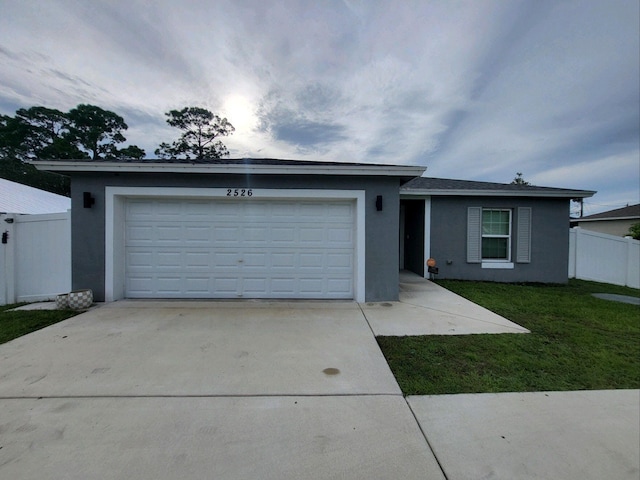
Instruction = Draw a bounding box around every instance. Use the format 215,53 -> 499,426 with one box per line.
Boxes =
32,159 -> 595,302
570,204 -> 639,237
32,158 -> 425,303
400,177 -> 595,283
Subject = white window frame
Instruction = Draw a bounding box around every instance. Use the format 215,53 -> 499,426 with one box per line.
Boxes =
481,209 -> 514,269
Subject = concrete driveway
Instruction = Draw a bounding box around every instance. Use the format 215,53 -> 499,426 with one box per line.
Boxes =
1,292 -> 638,479
0,301 -> 444,479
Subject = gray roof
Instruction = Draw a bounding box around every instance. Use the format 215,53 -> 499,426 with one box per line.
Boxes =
34,157 -> 394,167
578,204 -> 640,221
401,177 -> 595,198
31,158 -> 426,179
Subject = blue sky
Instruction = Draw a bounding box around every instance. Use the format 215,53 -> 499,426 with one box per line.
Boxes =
1,0 -> 638,215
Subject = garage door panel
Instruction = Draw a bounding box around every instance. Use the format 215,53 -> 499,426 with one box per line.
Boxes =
243,252 -> 268,267
271,252 -> 296,268
327,252 -> 353,269
212,277 -> 239,295
184,277 -> 210,294
214,226 -> 241,242
328,278 -> 353,295
299,278 -> 324,294
243,226 -> 269,243
126,225 -> 154,244
127,275 -> 153,295
185,251 -> 210,268
299,252 -> 324,268
126,250 -> 154,269
125,198 -> 355,299
242,277 -> 268,295
155,276 -> 183,293
216,203 -> 243,217
299,227 -> 325,243
154,226 -> 183,244
327,203 -> 354,217
270,277 -> 296,295
328,227 -> 353,244
185,225 -> 211,243
156,251 -> 183,268
271,227 -> 296,243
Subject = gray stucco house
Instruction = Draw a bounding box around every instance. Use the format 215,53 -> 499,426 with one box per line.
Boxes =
400,177 -> 595,283
33,159 -> 595,302
33,158 -> 425,303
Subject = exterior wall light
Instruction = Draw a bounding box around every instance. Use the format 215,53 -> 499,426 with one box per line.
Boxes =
376,195 -> 383,211
83,192 -> 95,208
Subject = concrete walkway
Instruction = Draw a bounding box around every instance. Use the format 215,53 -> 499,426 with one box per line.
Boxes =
363,271 -> 529,335
409,390 -> 640,480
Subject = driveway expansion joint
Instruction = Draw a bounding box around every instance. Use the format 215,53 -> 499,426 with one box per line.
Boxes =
0,393 -> 404,400
405,398 -> 450,480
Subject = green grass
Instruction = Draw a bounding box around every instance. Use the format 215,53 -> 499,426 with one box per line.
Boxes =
0,303 -> 79,344
377,279 -> 640,395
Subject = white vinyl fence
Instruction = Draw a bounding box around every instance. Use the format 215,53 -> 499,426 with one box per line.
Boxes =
0,212 -> 71,305
569,227 -> 640,289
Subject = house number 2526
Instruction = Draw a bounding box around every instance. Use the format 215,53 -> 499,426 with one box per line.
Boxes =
226,188 -> 253,197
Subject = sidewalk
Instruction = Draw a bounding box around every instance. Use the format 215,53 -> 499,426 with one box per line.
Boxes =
409,390 -> 640,480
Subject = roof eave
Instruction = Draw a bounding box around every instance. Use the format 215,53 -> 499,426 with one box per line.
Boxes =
577,216 -> 640,222
30,160 -> 426,178
400,188 -> 596,199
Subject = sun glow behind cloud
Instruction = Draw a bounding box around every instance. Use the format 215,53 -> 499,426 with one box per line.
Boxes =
222,95 -> 258,134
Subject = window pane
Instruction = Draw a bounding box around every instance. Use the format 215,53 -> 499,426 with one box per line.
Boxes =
482,238 -> 508,259
482,210 -> 510,235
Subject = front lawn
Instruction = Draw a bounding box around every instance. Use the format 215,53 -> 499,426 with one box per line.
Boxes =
0,304 -> 79,344
377,279 -> 640,395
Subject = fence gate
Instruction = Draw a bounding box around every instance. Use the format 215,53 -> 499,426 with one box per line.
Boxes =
0,212 -> 71,305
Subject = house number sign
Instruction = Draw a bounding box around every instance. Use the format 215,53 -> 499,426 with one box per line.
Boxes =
226,188 -> 253,197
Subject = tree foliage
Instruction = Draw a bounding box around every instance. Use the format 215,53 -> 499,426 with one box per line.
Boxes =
0,104 -> 146,196
511,172 -> 531,185
155,107 -> 235,159
628,222 -> 640,240
67,104 -> 129,159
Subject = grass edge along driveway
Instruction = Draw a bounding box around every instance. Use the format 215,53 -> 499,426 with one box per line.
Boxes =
0,304 -> 79,345
377,279 -> 640,395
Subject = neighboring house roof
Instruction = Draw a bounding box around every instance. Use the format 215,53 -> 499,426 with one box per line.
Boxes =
0,178 -> 71,214
575,204 -> 640,222
401,177 -> 595,198
31,158 -> 426,180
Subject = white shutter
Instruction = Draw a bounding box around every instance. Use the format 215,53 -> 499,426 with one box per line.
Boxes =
516,207 -> 532,263
467,207 -> 482,263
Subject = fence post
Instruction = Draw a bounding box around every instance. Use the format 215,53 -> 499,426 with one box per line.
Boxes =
573,227 -> 582,280
1,214 -> 17,304
626,236 -> 640,288
568,228 -> 576,278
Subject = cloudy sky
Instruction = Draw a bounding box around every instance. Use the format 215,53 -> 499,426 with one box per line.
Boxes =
1,0 -> 638,214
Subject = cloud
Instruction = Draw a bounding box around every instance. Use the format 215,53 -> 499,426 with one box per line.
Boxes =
0,0 -> 637,212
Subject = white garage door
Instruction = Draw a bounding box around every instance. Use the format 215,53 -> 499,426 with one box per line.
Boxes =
124,198 -> 355,299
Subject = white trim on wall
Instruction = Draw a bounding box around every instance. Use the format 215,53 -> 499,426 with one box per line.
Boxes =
105,187 -> 366,302
423,196 -> 431,278
481,262 -> 515,269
